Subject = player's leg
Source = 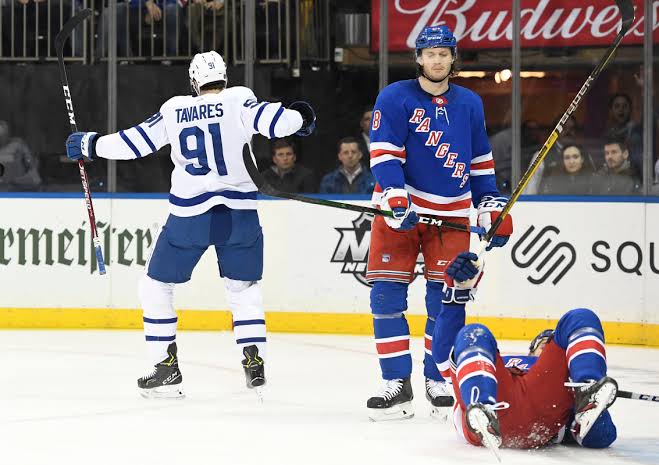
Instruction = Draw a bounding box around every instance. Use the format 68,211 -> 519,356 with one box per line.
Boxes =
138,213 -> 210,398
421,223 -> 470,416
451,323 -> 504,450
365,216 -> 419,421
213,206 -> 266,391
553,308 -> 618,445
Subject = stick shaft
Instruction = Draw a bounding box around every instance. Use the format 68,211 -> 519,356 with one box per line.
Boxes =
56,9 -> 106,275
485,0 -> 634,242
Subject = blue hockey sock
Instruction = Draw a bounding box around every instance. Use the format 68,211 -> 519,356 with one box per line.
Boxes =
554,308 -> 607,382
454,324 -> 498,405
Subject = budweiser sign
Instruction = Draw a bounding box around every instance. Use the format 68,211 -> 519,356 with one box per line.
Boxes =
372,0 -> 659,51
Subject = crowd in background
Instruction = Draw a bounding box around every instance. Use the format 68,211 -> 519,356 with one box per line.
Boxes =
1,0 -> 657,196
1,94 -> 658,195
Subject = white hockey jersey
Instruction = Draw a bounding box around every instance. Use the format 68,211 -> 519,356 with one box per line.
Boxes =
94,86 -> 303,216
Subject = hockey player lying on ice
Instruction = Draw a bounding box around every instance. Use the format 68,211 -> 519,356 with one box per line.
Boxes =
443,251 -> 618,450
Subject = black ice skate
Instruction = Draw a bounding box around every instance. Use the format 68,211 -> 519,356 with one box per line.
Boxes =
367,377 -> 414,421
137,342 -> 184,399
425,378 -> 455,421
466,403 -> 503,460
242,345 -> 266,400
572,376 -> 618,442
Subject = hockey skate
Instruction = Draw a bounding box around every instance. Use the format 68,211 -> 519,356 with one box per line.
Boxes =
425,378 -> 454,421
137,342 -> 185,399
367,377 -> 414,421
242,345 -> 266,401
571,376 -> 618,442
466,403 -> 503,461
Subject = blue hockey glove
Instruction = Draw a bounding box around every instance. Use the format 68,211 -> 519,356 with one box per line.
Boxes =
289,101 -> 316,137
477,195 -> 514,251
442,251 -> 484,304
446,252 -> 481,284
380,187 -> 419,231
66,132 -> 98,161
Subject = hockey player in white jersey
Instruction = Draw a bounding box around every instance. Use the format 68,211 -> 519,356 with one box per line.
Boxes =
65,51 -> 316,398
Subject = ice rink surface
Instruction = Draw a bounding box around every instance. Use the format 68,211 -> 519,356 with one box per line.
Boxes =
2,330 -> 659,465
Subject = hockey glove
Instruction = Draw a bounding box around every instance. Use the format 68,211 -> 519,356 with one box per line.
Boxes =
289,101 -> 316,137
443,251 -> 484,304
477,195 -> 513,251
66,132 -> 98,161
380,187 -> 419,231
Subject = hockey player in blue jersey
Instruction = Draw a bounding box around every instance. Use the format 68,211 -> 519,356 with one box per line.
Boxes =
444,252 -> 617,451
365,25 -> 513,421
64,51 -> 316,398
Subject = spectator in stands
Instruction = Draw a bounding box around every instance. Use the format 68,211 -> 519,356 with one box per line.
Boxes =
0,121 -> 41,191
319,137 -> 375,194
187,0 -> 224,53
489,119 -> 544,193
592,136 -> 641,195
356,108 -> 372,170
261,138 -> 316,193
5,0 -> 82,57
97,0 -> 183,59
605,93 -> 642,173
541,143 -> 595,195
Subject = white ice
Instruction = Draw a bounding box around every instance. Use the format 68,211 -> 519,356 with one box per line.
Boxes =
2,331 -> 659,465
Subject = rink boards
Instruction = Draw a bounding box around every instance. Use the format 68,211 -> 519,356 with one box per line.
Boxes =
0,194 -> 657,346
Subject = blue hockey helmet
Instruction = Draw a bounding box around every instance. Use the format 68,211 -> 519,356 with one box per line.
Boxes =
415,25 -> 457,56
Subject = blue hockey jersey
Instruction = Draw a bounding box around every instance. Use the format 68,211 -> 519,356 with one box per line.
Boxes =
369,79 -> 497,217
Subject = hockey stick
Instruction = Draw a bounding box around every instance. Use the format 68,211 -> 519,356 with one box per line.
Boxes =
482,0 -> 635,247
617,390 -> 659,403
242,144 -> 486,235
55,9 -> 106,275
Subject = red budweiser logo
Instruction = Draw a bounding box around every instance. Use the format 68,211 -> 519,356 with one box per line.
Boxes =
372,0 -> 658,51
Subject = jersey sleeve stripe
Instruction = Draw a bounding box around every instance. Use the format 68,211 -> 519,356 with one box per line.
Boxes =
169,190 -> 257,207
253,103 -> 268,132
471,152 -> 493,164
370,154 -> 406,168
268,106 -> 285,139
135,125 -> 157,153
119,130 -> 142,158
471,168 -> 496,176
370,141 -> 405,152
471,159 -> 495,170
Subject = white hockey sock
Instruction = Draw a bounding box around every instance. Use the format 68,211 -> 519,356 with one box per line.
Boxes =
225,278 -> 267,360
139,275 -> 177,365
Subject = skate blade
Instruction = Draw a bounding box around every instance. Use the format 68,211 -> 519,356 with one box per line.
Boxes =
575,380 -> 618,441
139,384 -> 185,399
429,405 -> 450,422
467,408 -> 502,463
253,386 -> 264,403
368,401 -> 414,422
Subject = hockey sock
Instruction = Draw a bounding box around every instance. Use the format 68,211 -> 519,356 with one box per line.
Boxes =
424,281 -> 442,380
454,324 -> 498,405
371,281 -> 411,380
139,275 -> 177,365
554,308 -> 607,382
226,278 -> 267,360
432,297 -> 466,378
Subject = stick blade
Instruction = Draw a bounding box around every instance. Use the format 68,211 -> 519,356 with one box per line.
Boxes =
55,8 -> 92,56
615,0 -> 635,31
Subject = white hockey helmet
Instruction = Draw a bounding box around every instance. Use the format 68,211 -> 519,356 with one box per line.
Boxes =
189,51 -> 228,96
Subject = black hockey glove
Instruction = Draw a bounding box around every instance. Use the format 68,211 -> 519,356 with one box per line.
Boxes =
289,101 -> 316,137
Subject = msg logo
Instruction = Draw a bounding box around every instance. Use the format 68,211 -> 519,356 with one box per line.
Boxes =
511,225 -> 576,285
